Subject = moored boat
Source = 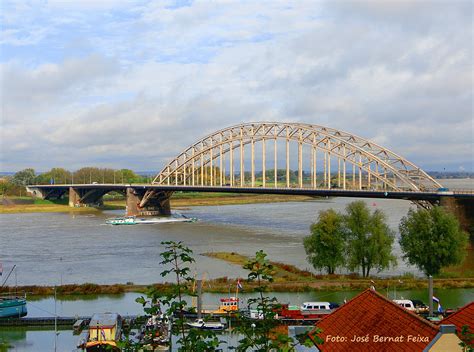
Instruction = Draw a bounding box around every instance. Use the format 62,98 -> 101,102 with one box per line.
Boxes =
187,318 -> 225,330
137,314 -> 170,351
77,313 -> 122,351
0,295 -> 27,318
0,265 -> 27,319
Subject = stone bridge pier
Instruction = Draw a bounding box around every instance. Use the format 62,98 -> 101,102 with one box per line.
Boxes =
125,188 -> 172,216
440,196 -> 474,237
68,187 -> 109,207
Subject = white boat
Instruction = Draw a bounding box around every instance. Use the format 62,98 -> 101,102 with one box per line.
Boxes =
187,318 -> 225,330
106,215 -> 197,225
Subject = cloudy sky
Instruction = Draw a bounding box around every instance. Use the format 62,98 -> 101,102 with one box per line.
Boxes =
1,0 -> 472,173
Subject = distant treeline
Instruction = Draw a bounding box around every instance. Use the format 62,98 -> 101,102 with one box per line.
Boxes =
427,171 -> 473,179
0,167 -> 153,196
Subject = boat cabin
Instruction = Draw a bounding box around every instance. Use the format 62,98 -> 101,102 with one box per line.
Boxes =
300,302 -> 337,311
216,297 -> 239,313
84,313 -> 122,351
393,299 -> 416,311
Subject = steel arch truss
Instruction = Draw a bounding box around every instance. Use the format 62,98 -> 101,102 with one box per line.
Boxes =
152,122 -> 441,193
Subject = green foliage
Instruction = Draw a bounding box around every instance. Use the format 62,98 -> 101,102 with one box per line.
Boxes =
399,206 -> 468,276
0,339 -> 11,352
11,168 -> 36,186
459,325 -> 474,351
35,168 -> 72,184
304,209 -> 345,274
344,201 -> 397,277
0,179 -> 12,195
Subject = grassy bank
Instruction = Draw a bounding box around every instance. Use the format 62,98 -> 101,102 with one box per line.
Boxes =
0,193 -> 314,214
3,255 -> 473,298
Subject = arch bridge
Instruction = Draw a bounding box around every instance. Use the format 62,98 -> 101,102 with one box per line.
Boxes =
138,122 -> 442,209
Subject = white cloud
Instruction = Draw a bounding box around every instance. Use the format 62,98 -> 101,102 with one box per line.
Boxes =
1,0 -> 472,172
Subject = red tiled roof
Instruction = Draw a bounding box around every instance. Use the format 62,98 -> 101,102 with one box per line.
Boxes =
441,301 -> 474,333
309,289 -> 439,351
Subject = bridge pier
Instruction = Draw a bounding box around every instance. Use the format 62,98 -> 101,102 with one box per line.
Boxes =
440,196 -> 474,237
68,187 -> 104,208
68,187 -> 80,207
126,188 -> 172,216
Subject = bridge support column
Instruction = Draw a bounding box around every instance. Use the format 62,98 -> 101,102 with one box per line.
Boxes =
440,196 -> 474,237
126,188 -> 172,217
69,187 -> 80,207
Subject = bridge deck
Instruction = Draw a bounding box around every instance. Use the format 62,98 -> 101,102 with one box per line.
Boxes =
27,184 -> 474,201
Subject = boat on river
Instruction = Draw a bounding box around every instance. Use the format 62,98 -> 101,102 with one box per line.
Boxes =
0,265 -> 27,319
187,318 -> 226,330
106,215 -> 197,225
137,314 -> 171,351
77,313 -> 122,351
0,295 -> 27,318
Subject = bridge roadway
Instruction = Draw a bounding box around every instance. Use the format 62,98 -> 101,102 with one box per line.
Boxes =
27,183 -> 474,201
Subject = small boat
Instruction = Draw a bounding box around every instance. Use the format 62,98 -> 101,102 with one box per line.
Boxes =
187,318 -> 225,330
0,295 -> 27,318
0,265 -> 27,319
137,314 -> 170,351
105,216 -> 136,225
77,313 -> 122,351
106,215 -> 197,225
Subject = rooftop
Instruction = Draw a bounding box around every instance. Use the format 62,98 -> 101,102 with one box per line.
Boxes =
309,289 -> 439,351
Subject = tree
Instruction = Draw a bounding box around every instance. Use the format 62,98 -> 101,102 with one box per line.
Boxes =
35,168 -> 72,184
344,201 -> 396,277
304,209 -> 346,274
399,206 -> 468,276
11,168 -> 36,186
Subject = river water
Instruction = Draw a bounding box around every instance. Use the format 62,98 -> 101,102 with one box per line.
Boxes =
1,179 -> 473,285
0,178 -> 472,351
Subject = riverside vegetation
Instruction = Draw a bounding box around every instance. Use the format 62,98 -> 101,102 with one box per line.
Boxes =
120,241 -> 316,352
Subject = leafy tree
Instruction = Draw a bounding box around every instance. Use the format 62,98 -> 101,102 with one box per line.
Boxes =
11,168 -> 36,186
344,201 -> 396,277
0,179 -> 12,196
35,168 -> 72,184
399,206 -> 468,276
459,325 -> 474,351
304,209 -> 345,274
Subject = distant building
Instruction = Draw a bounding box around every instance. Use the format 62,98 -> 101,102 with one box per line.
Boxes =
308,288 -> 463,351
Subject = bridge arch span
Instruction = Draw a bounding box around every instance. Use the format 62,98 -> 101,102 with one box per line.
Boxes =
153,122 -> 441,193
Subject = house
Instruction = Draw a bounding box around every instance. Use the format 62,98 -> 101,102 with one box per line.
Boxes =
308,288 -> 463,351
437,301 -> 474,347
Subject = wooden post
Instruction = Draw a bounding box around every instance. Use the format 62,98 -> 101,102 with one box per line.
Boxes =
197,279 -> 203,319
428,275 -> 433,316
